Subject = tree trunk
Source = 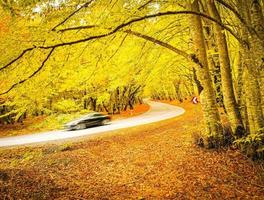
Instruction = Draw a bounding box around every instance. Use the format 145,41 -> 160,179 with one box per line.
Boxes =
233,50 -> 244,107
189,0 -> 223,148
208,0 -> 245,138
192,67 -> 203,94
202,3 -> 223,107
237,0 -> 264,134
250,0 -> 264,115
90,97 -> 97,111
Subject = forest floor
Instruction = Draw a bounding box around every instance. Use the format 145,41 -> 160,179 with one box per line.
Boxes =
0,100 -> 263,199
0,104 -> 150,137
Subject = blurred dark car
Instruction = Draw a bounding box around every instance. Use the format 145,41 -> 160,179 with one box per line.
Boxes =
64,112 -> 111,131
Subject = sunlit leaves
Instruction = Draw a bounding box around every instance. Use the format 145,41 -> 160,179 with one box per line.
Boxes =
1,0 -> 196,119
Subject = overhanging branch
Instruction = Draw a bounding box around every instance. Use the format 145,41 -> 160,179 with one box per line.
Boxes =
57,25 -> 97,33
57,10 -> 243,43
138,0 -> 154,10
1,10 -> 244,73
124,30 -> 204,68
0,48 -> 55,95
124,30 -> 190,60
0,47 -> 34,71
215,0 -> 260,40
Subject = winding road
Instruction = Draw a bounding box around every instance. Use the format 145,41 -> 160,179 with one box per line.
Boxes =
0,101 -> 185,147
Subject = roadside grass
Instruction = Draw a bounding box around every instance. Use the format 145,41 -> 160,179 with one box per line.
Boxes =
31,112 -> 85,130
0,112 -> 84,137
0,100 -> 263,199
0,104 -> 150,137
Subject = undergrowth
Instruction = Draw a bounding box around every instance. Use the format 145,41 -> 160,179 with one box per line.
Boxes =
193,128 -> 264,160
234,131 -> 264,160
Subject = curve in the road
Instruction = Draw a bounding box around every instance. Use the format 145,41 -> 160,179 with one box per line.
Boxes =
0,101 -> 185,147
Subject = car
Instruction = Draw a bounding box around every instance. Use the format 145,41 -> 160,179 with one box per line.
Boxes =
64,112 -> 111,131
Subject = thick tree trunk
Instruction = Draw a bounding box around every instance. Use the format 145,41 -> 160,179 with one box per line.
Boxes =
202,3 -> 223,107
208,0 -> 245,137
244,66 -> 264,133
190,0 -> 223,148
237,0 -> 264,134
250,0 -> 264,115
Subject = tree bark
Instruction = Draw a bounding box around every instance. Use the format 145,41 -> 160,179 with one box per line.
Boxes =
237,0 -> 264,134
202,1 -> 223,107
250,0 -> 264,115
208,0 -> 245,137
190,0 -> 223,148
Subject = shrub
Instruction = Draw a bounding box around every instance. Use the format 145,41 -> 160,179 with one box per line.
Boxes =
192,131 -> 204,147
234,131 -> 264,160
192,125 -> 234,149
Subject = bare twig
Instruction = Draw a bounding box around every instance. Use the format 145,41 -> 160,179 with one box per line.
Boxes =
138,0 -> 154,10
107,33 -> 128,61
216,0 -> 245,23
51,0 -> 95,31
57,25 -> 97,33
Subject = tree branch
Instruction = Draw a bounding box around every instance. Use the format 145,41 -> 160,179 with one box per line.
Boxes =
107,33 -> 128,61
216,0 -> 245,23
57,10 -> 244,43
138,0 -> 154,10
215,0 -> 260,40
0,48 -> 55,95
57,25 -> 97,33
0,47 -> 34,71
124,30 -> 190,60
2,10 -> 245,72
124,30 -> 204,68
51,0 -> 95,31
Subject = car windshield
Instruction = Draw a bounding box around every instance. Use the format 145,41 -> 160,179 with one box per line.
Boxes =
66,113 -> 103,124
93,113 -> 103,117
80,113 -> 102,119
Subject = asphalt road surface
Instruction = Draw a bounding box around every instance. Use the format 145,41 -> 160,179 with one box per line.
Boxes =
0,101 -> 185,147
